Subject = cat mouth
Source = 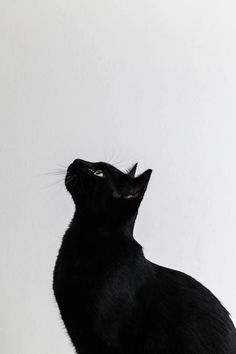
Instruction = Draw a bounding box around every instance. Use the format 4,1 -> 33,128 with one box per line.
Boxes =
65,172 -> 76,185
65,171 -> 79,192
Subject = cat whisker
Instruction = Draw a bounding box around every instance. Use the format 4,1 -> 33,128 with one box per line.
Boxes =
42,178 -> 65,189
37,169 -> 67,177
112,160 -> 124,166
56,163 -> 67,169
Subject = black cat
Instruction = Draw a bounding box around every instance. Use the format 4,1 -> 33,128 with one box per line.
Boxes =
53,158 -> 236,354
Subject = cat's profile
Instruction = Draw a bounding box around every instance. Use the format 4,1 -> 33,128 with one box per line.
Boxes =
53,158 -> 236,353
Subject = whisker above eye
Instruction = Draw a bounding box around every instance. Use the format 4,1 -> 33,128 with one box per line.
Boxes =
111,160 -> 124,166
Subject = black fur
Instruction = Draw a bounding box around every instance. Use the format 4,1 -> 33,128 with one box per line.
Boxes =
53,159 -> 236,353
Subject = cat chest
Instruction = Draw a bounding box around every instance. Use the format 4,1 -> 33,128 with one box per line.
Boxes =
54,255 -> 140,320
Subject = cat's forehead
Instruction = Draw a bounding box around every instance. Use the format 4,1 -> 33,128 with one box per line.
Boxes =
93,161 -> 123,174
77,159 -> 132,178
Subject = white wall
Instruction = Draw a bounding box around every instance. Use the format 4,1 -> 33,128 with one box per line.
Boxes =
1,1 -> 236,353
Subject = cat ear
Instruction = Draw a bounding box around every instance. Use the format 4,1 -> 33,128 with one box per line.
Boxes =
123,169 -> 152,200
126,163 -> 138,177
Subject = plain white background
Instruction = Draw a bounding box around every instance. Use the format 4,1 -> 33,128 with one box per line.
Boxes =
1,1 -> 236,353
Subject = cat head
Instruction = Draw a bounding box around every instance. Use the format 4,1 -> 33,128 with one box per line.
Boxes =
65,159 -> 152,224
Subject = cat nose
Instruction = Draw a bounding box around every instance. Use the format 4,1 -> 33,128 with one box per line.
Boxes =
72,159 -> 88,167
68,159 -> 89,173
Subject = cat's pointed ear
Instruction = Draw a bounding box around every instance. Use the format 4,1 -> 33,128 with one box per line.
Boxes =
126,163 -> 138,177
123,169 -> 152,200
134,169 -> 152,195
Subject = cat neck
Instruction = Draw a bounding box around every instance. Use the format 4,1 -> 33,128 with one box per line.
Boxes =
69,209 -> 138,241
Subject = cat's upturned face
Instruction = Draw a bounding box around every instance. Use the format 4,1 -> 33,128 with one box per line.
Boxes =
65,159 -> 152,222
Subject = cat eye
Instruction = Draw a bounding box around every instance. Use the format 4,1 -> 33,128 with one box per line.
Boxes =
93,169 -> 104,178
